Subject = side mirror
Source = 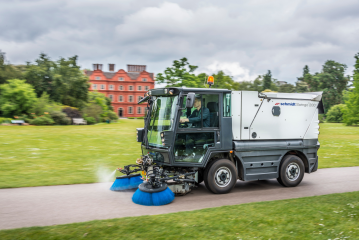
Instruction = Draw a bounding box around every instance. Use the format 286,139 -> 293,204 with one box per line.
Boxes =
186,92 -> 195,108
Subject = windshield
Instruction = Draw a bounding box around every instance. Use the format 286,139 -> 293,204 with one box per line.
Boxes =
147,96 -> 178,148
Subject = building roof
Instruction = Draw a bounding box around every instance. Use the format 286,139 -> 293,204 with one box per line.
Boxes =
85,71 -> 154,80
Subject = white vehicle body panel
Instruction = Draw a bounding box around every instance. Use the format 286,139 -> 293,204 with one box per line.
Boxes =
231,91 -> 322,140
303,108 -> 320,139
250,99 -> 318,140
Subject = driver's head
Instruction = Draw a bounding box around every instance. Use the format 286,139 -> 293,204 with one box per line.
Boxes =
194,97 -> 201,108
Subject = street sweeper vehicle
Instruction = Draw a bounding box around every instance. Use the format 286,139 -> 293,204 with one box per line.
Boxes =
111,77 -> 323,206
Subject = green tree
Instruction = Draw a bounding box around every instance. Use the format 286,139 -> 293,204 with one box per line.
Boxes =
262,70 -> 272,90
278,83 -> 295,93
297,65 -> 310,82
24,54 -> 90,108
343,53 -> 359,125
0,79 -> 37,117
24,53 -> 55,98
0,51 -> 23,85
52,56 -> 89,108
317,61 -> 348,113
326,104 -> 347,123
156,58 -> 199,87
295,81 -> 309,93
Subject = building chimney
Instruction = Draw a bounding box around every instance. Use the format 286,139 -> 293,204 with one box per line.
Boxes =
93,64 -> 103,71
109,64 -> 115,72
127,65 -> 146,72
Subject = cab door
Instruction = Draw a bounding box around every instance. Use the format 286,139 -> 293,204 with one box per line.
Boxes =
172,93 -> 220,164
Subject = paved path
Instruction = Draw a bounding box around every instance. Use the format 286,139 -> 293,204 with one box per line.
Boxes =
1,167 -> 359,230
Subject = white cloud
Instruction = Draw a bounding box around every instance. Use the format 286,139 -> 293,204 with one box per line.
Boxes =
203,61 -> 258,81
0,0 -> 358,83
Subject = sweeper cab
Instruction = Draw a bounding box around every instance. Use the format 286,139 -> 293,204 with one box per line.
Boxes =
112,76 -> 323,206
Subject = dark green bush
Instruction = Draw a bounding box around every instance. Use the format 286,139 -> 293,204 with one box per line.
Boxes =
128,117 -> 144,119
30,116 -> 55,125
50,111 -> 71,125
84,116 -> 96,125
62,107 -> 82,119
326,104 -> 347,123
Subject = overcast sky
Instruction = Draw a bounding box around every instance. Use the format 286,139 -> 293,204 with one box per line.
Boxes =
1,0 -> 359,84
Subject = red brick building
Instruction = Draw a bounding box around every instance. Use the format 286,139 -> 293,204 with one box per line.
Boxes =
86,64 -> 155,118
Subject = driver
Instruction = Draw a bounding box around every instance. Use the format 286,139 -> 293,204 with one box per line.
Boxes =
179,96 -> 210,159
180,96 -> 210,127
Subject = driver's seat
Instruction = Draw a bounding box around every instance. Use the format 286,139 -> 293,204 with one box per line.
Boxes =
207,102 -> 219,127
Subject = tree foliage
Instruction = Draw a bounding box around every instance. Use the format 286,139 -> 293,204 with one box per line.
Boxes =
326,104 -> 347,123
301,61 -> 349,113
24,54 -> 90,108
343,53 -> 359,125
278,83 -> 295,93
262,70 -> 272,90
156,58 -> 198,87
0,51 -> 23,85
0,79 -> 37,117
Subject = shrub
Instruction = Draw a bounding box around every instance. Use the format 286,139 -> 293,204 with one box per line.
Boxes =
31,93 -> 62,116
29,116 -> 55,125
62,107 -> 82,119
0,117 -> 12,124
82,103 -> 103,122
84,116 -> 96,125
326,104 -> 347,123
107,111 -> 118,120
50,111 -> 71,125
128,117 -> 145,119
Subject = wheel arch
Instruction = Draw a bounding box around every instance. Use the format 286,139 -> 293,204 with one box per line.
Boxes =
281,150 -> 309,173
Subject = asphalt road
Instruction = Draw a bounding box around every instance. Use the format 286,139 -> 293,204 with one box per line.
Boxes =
0,167 -> 358,230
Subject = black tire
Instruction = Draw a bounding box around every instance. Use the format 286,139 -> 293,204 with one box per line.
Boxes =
204,159 -> 237,194
277,155 -> 305,187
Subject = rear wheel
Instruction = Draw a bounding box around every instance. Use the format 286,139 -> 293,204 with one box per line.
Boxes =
277,155 -> 304,187
204,159 -> 237,194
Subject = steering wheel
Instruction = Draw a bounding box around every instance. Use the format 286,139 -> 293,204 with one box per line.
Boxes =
179,122 -> 189,128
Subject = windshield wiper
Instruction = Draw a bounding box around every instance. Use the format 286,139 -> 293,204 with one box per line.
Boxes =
137,96 -> 149,104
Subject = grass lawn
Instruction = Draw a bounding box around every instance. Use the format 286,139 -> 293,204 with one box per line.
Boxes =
0,122 -> 358,188
0,191 -> 358,239
0,119 -> 144,188
318,123 -> 359,168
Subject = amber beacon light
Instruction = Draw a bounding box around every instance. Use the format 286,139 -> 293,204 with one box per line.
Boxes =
207,76 -> 214,88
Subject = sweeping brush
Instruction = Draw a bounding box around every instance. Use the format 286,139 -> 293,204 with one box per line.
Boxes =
110,174 -> 143,191
132,182 -> 174,206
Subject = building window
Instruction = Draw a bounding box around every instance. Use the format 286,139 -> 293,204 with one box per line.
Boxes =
109,94 -> 113,101
95,76 -> 101,80
129,96 -> 133,102
145,86 -> 149,91
119,77 -> 124,81
137,96 -> 142,102
119,85 -> 123,90
119,95 -> 123,102
109,85 -> 114,90
142,78 -> 147,82
137,107 -> 142,114
138,86 -> 142,91
128,107 -> 133,114
101,84 -> 105,90
129,86 -> 133,91
92,84 -> 97,90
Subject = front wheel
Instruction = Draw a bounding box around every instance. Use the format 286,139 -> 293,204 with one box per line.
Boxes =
204,159 -> 237,194
277,155 -> 305,187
